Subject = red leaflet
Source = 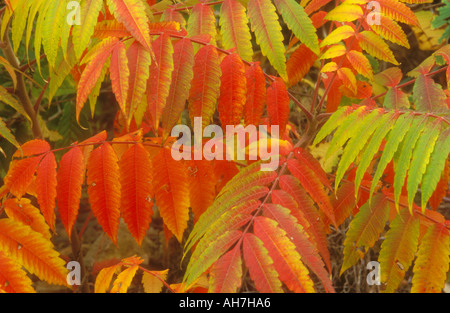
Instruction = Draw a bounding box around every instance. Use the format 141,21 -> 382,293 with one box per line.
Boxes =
328,181 -> 356,228
4,156 -> 43,199
324,78 -> 343,113
213,159 -> 240,193
266,77 -> 290,137
271,189 -> 310,230
187,158 -> 217,222
93,20 -> 132,39
244,62 -> 266,126
161,8 -> 187,29
12,139 -> 50,158
152,147 -> 190,242
87,143 -> 121,245
429,167 -> 448,210
294,147 -> 332,191
148,21 -> 187,36
375,67 -> 403,87
413,74 -> 447,112
310,10 -> 328,29
126,40 -> 152,123
287,158 -> 336,226
79,131 -> 109,162
286,44 -> 317,87
35,152 -> 58,231
57,146 -> 86,239
209,245 -> 242,293
110,41 -> 129,117
218,53 -> 247,128
242,232 -> 283,293
119,143 -> 153,246
76,37 -> 119,122
147,34 -> 174,131
161,38 -> 194,139
106,0 -> 152,51
0,219 -> 68,286
278,174 -> 331,272
262,203 -> 334,292
304,0 -> 333,15
0,252 -> 35,293
188,44 -> 221,130
3,198 -> 51,240
253,216 -> 315,293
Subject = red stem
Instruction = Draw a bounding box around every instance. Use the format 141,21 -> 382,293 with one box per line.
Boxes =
15,140 -> 163,159
78,210 -> 93,240
371,66 -> 448,101
34,80 -> 49,113
19,54 -> 46,72
152,1 -> 224,15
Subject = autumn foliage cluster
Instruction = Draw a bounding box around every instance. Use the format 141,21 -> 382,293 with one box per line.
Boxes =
0,0 -> 449,293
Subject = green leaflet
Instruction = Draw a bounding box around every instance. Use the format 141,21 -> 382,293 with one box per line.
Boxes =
354,111 -> 397,200
0,6 -> 13,43
189,200 -> 257,261
325,106 -> 367,160
42,0 -> 68,70
334,108 -> 385,191
73,0 -> 105,60
369,113 -> 413,204
184,184 -> 268,256
411,223 -> 450,293
0,86 -> 31,124
25,0 -> 45,63
184,161 -> 275,255
161,38 -> 194,140
34,0 -> 52,75
341,194 -> 390,275
273,0 -> 319,55
0,117 -> 21,150
406,119 -> 442,213
184,199 -> 259,286
393,115 -> 428,212
11,0 -> 31,54
56,102 -> 90,148
218,161 -> 276,198
88,59 -> 110,119
243,232 -> 283,293
219,0 -> 253,62
247,0 -> 287,81
48,41 -> 78,106
313,106 -> 352,145
184,229 -> 242,288
378,208 -> 420,293
188,45 -> 222,130
186,3 -> 217,49
318,106 -> 448,214
383,87 -> 409,109
421,127 -> 450,210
